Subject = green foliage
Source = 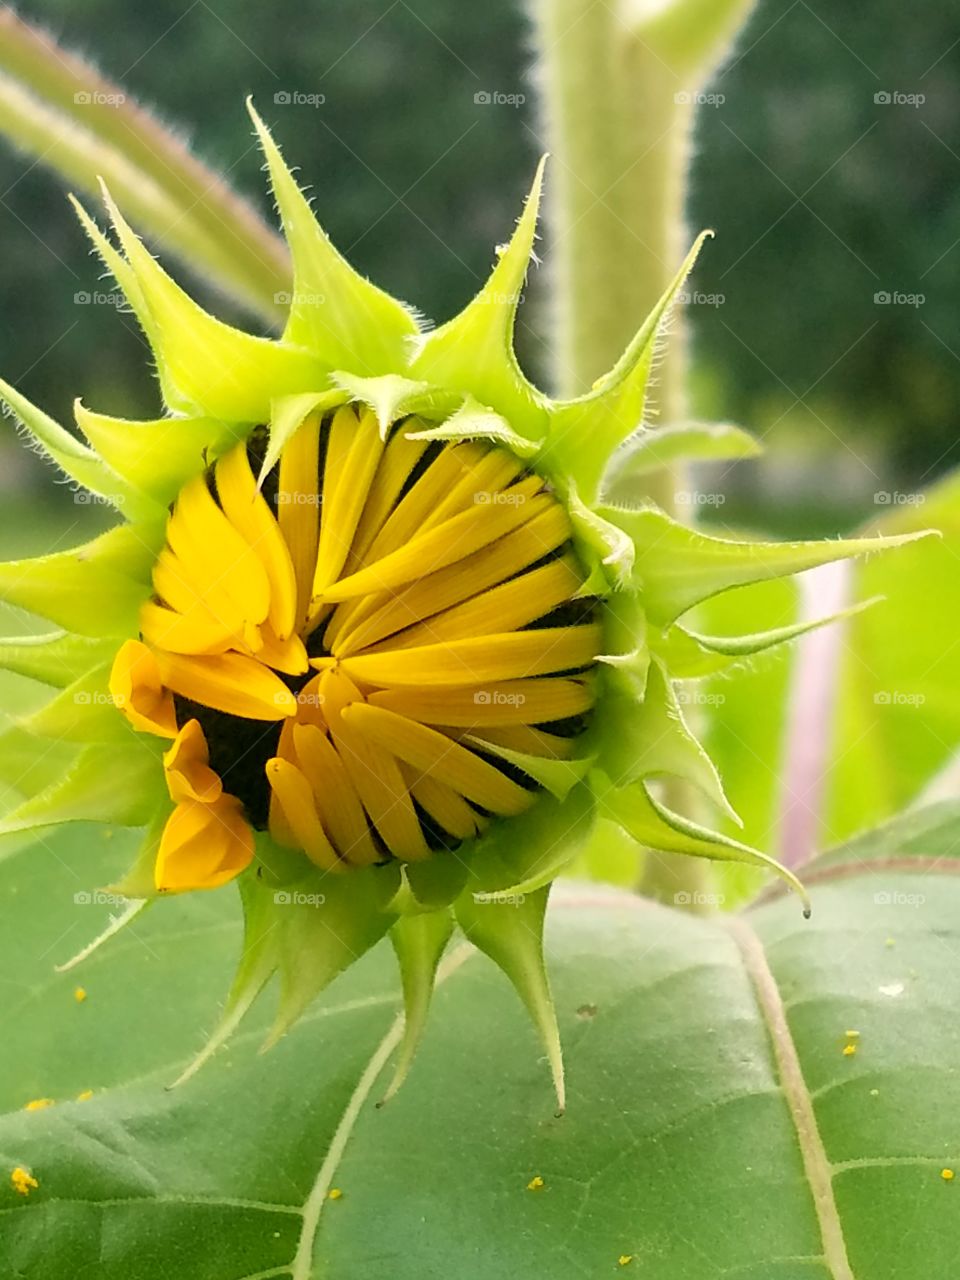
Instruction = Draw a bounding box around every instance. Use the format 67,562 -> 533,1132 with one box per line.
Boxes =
2,804 -> 959,1277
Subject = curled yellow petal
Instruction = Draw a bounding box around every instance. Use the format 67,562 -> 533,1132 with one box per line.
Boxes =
108,638 -> 177,738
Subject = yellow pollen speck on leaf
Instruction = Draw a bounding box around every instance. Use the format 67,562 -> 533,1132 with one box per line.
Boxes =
76,1090 -> 94,1102
11,1167 -> 38,1196
74,987 -> 87,1003
527,1175 -> 545,1191
328,1188 -> 343,1200
24,1098 -> 53,1112
845,1029 -> 860,1039
618,1256 -> 634,1267
842,1043 -> 857,1057
942,1169 -> 955,1182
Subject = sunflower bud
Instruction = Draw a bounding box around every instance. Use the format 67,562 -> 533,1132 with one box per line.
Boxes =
0,101 -> 929,1106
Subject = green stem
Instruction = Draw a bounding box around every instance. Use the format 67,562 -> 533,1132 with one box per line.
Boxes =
0,11 -> 289,323
532,0 -> 756,903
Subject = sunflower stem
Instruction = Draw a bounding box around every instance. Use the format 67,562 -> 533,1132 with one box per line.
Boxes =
0,11 -> 290,323
531,0 -> 757,904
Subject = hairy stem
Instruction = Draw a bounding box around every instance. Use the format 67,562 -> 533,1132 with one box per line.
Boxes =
531,0 -> 757,902
0,11 -> 289,322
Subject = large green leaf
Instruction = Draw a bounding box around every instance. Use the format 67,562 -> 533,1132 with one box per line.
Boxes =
2,804 -> 960,1278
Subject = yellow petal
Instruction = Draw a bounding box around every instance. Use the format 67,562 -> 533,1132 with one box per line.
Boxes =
314,482 -> 550,606
163,719 -> 223,803
371,554 -> 585,650
108,639 -> 177,738
397,761 -> 484,841
278,412 -> 321,627
216,445 -> 298,641
139,600 -> 234,656
254,624 -> 309,676
167,473 -> 271,625
367,676 -> 594,726
313,406 -> 384,593
265,757 -> 341,871
154,649 -> 297,720
291,723 -> 380,866
320,669 -> 430,861
333,625 -> 602,687
155,795 -> 254,891
342,702 -> 533,816
329,504 -> 572,656
346,427 -> 429,571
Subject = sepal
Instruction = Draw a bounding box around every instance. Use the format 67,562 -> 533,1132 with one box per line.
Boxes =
545,232 -> 712,502
382,908 -> 454,1103
598,774 -> 809,913
248,100 -> 418,374
454,881 -> 565,1112
412,160 -> 549,434
619,507 -> 934,626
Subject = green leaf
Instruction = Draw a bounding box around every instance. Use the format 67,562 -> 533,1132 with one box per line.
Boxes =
4,812 -> 960,1276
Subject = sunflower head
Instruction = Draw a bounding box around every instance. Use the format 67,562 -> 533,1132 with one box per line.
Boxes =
0,101 -> 927,1106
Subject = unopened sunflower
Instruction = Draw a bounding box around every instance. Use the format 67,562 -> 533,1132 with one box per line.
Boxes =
0,103 -> 924,1105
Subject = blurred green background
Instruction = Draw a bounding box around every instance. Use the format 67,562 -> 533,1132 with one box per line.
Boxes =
0,0 -> 958,538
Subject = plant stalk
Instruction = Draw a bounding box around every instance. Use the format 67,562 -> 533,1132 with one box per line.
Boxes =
531,0 -> 757,903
